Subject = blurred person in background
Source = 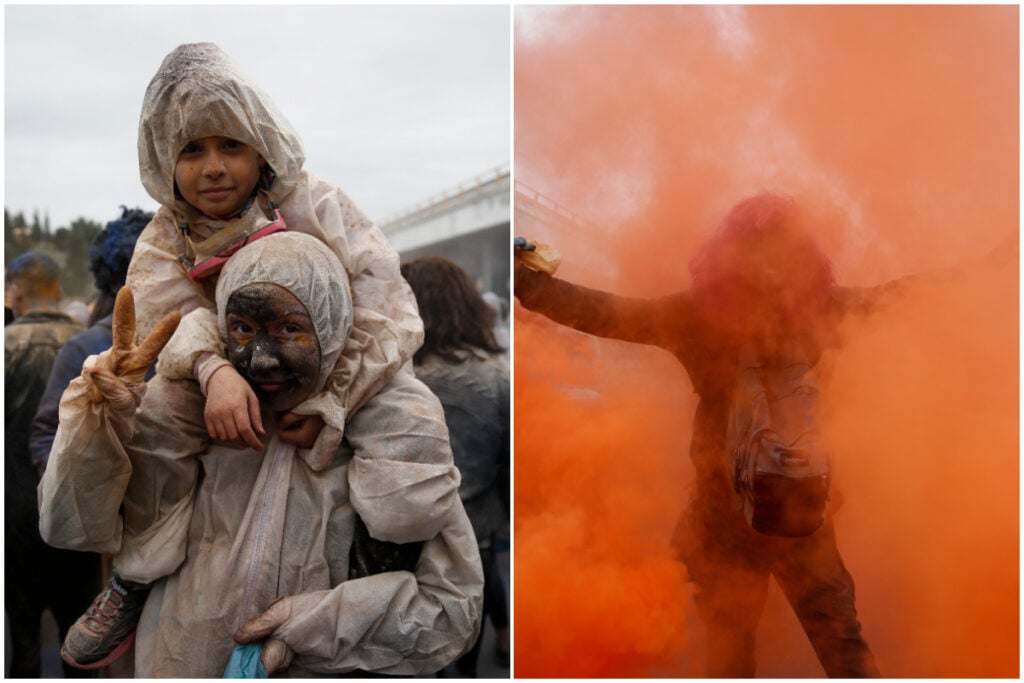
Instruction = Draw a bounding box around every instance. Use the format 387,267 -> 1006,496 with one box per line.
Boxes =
31,206 -> 155,477
481,291 -> 510,352
61,300 -> 90,327
402,256 -> 510,677
5,252 -> 88,677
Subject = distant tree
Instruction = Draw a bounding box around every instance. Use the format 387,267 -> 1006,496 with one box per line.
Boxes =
4,209 -> 18,263
5,208 -> 33,264
54,227 -> 70,251
60,217 -> 104,298
4,208 -> 103,298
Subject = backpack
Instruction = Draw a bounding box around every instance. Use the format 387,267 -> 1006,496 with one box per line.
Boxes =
726,342 -> 832,537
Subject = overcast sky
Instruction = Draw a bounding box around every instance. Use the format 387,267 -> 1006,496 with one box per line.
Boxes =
4,4 -> 510,230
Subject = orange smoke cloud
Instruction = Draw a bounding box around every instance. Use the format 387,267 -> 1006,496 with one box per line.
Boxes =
513,5 -> 1018,678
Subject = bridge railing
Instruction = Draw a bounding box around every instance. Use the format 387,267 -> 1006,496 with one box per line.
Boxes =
513,180 -> 618,285
381,163 -> 510,233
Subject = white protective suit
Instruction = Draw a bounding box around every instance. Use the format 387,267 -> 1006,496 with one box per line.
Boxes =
127,42 -> 424,460
39,233 -> 483,677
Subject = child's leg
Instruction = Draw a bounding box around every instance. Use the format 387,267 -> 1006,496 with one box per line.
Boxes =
116,376 -> 207,582
63,377 -> 207,669
61,572 -> 150,670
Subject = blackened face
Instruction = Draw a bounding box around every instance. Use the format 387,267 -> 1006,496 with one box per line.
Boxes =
226,283 -> 320,413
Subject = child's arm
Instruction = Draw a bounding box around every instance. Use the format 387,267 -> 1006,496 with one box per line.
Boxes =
125,209 -> 213,346
126,211 -> 265,449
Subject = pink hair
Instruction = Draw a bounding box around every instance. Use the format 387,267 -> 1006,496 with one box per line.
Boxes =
689,193 -> 836,334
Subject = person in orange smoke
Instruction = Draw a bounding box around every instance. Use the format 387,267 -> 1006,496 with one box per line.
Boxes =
513,192 -> 935,678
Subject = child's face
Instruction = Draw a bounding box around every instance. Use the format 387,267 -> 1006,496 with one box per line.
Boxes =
226,282 -> 321,413
174,136 -> 264,218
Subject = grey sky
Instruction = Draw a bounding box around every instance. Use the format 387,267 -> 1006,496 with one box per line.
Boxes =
4,4 -> 510,230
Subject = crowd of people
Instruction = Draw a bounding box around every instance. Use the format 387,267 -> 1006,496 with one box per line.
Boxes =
5,42 -> 509,679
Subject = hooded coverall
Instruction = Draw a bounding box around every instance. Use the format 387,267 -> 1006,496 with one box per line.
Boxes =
39,233 -> 483,677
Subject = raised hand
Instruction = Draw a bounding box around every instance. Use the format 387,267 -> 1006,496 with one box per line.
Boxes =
85,287 -> 181,404
514,236 -> 561,275
111,286 -> 182,380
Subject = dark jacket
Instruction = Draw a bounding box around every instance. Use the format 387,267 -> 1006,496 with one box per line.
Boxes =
5,310 -> 82,546
415,351 -> 509,544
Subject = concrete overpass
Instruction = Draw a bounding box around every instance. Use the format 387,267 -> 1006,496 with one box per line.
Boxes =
381,164 -> 510,299
512,180 -> 618,288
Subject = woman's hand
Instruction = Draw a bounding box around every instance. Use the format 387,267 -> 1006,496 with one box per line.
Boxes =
234,599 -> 295,675
85,286 -> 181,405
205,365 -> 265,450
277,412 -> 325,449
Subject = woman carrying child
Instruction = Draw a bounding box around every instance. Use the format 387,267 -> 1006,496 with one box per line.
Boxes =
51,42 -> 473,671
39,232 -> 483,677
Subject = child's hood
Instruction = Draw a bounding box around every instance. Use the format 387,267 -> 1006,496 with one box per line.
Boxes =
138,43 -> 305,213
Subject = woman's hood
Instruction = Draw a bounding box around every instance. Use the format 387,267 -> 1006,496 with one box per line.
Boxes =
138,43 -> 305,213
215,232 -> 352,394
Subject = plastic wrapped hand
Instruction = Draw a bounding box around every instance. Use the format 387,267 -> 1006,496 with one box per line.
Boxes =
514,236 -> 561,275
233,599 -> 295,676
84,286 -> 181,406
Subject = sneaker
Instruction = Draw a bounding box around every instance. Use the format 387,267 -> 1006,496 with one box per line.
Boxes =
61,574 -> 150,670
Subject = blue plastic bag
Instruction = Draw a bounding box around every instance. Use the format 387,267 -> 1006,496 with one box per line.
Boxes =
223,643 -> 267,678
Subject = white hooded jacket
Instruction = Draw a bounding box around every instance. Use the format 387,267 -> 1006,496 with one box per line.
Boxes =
127,42 -> 423,439
38,232 -> 483,677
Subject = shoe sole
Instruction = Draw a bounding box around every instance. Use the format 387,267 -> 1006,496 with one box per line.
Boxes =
60,630 -> 136,671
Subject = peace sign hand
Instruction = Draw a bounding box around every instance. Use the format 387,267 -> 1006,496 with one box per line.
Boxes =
84,286 -> 181,405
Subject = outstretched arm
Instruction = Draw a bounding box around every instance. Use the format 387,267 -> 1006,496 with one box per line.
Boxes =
835,230 -> 1017,321
515,240 -> 687,349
